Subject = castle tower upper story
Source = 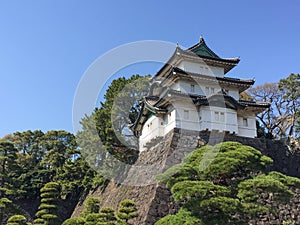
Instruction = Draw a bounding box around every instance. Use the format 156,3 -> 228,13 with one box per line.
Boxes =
129,37 -> 270,151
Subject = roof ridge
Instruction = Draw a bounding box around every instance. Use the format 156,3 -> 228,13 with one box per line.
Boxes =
187,36 -> 220,59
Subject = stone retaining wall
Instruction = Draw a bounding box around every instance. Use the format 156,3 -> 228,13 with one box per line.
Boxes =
73,128 -> 300,224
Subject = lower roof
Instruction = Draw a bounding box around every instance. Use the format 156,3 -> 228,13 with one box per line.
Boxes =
129,89 -> 270,136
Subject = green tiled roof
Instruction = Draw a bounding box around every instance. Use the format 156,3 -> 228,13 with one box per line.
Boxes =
188,36 -> 220,58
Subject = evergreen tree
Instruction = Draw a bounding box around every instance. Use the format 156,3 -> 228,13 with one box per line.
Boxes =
98,207 -> 116,225
0,141 -> 18,223
278,73 -> 300,137
117,199 -> 138,224
84,213 -> 101,225
79,75 -> 149,164
61,217 -> 85,225
155,208 -> 203,225
6,214 -> 31,225
0,198 -> 11,224
39,131 -> 77,182
10,130 -> 45,199
249,74 -> 300,138
34,182 -> 61,225
156,142 -> 300,224
77,75 -> 149,184
79,197 -> 100,218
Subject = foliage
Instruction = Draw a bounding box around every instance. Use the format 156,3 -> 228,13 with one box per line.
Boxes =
1,130 -> 95,202
63,199 -> 138,225
6,214 -> 31,225
62,217 -> 85,225
84,213 -> 101,225
96,75 -> 150,149
0,75 -> 149,223
155,208 -> 204,225
0,129 -> 96,223
248,83 -> 288,138
94,75 -> 149,162
248,73 -> 300,139
156,142 -> 300,224
0,141 -> 18,223
80,197 -> 101,218
76,75 -> 149,185
117,199 -> 138,224
98,207 -> 117,224
278,73 -> 300,101
33,182 -> 61,225
0,141 -> 19,197
278,73 -> 300,137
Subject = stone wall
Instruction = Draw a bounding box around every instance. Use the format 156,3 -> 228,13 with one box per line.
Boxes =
72,128 -> 300,224
72,130 -> 180,225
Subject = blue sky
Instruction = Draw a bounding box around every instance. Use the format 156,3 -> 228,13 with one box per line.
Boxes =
0,1 -> 300,138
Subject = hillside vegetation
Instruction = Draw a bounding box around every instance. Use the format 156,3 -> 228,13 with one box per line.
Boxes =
156,142 -> 300,225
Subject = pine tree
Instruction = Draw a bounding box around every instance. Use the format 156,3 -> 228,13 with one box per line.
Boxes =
84,213 -> 101,225
33,182 -> 61,225
98,207 -> 116,225
6,214 -> 31,225
61,217 -> 85,225
79,197 -> 100,218
0,141 -> 18,223
9,130 -> 45,199
117,199 -> 138,224
156,142 -> 300,224
278,73 -> 300,137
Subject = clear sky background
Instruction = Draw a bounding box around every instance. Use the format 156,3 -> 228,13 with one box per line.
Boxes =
0,0 -> 299,138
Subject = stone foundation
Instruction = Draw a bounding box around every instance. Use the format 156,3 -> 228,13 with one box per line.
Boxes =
73,128 -> 300,224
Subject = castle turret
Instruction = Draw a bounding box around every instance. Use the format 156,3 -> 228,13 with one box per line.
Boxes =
130,37 -> 270,151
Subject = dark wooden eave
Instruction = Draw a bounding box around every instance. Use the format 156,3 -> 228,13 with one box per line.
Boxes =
129,97 -> 167,137
130,88 -> 270,136
152,37 -> 240,80
159,67 -> 254,92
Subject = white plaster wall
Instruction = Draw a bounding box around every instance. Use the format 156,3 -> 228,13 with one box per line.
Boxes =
174,80 -> 222,96
178,61 -> 224,77
237,115 -> 257,138
138,105 -> 258,151
139,109 -> 177,151
173,80 -> 240,101
199,106 -> 238,134
139,115 -> 164,151
178,80 -> 205,95
175,107 -> 201,131
164,109 -> 176,134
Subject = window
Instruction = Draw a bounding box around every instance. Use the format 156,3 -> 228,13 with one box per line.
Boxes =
243,118 -> 248,127
205,87 -> 215,95
190,84 -> 195,92
214,112 -> 219,121
184,110 -> 189,120
214,112 -> 225,122
220,112 -> 225,122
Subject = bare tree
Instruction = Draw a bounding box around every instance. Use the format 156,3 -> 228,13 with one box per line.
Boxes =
248,74 -> 300,139
248,83 -> 292,138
